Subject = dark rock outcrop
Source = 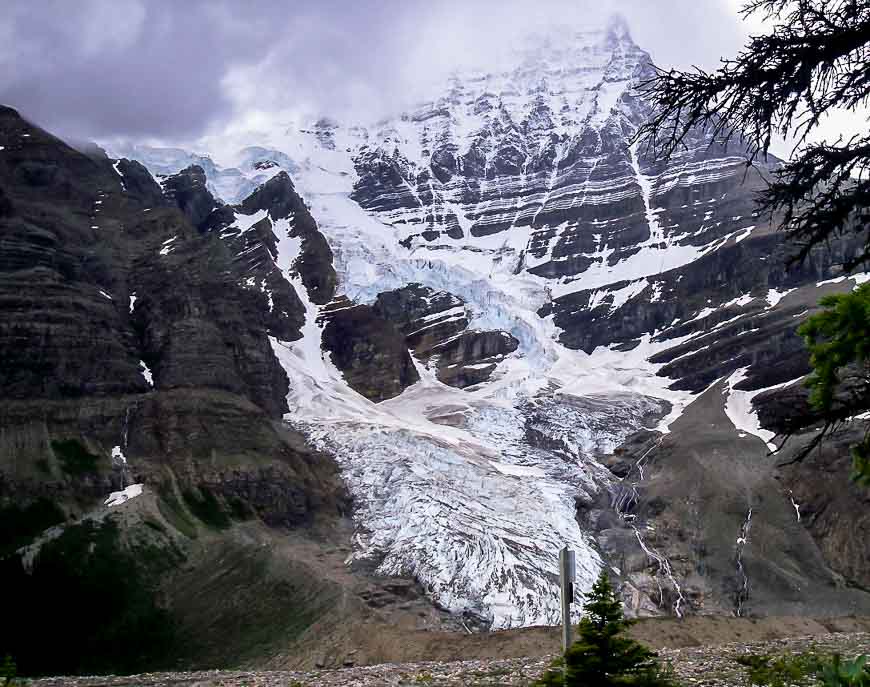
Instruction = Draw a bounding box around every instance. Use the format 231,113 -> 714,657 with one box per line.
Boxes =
115,158 -> 168,208
159,165 -> 216,231
543,228 -> 868,393
774,422 -> 870,591
320,301 -> 419,402
431,330 -> 519,388
198,207 -> 307,344
240,172 -> 337,304
128,208 -> 292,417
372,284 -> 518,388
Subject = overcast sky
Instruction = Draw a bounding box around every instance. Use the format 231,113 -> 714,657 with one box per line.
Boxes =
0,0 -> 859,151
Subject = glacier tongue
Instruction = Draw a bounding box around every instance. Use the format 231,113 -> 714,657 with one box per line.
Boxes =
273,296 -> 668,627
264,195 -> 683,627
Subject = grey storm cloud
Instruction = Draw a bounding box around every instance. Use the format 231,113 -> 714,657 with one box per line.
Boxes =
0,0 -> 285,139
0,0 -> 752,143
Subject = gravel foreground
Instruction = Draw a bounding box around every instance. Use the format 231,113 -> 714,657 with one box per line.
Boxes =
29,632 -> 870,686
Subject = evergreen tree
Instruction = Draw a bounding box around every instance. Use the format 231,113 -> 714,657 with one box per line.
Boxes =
1,655 -> 16,687
796,283 -> 870,483
638,0 -> 870,469
535,573 -> 675,687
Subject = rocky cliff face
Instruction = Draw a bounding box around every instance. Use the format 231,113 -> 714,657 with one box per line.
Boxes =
237,172 -> 337,305
0,104 -> 348,578
320,300 -> 420,402
372,284 -> 519,388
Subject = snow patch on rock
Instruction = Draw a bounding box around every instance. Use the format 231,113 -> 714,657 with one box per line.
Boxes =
723,368 -> 802,451
105,483 -> 143,508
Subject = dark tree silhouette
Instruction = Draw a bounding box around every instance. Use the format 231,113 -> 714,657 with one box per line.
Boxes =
638,0 -> 870,478
639,0 -> 869,264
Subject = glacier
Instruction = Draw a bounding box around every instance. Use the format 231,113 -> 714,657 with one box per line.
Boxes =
105,20 -> 734,628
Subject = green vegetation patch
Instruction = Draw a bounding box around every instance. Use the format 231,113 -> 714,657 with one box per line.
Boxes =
228,495 -> 255,521
0,498 -> 65,557
157,488 -> 199,539
735,651 -> 870,687
0,518 -> 177,676
1,654 -> 19,687
799,282 -> 870,485
182,487 -> 231,529
735,652 -> 822,687
167,545 -> 338,670
51,438 -> 100,476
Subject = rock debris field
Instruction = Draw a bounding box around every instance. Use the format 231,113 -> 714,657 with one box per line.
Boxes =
28,632 -> 870,686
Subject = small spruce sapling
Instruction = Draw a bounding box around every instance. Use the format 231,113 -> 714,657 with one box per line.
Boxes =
535,572 -> 676,686
1,655 -> 16,687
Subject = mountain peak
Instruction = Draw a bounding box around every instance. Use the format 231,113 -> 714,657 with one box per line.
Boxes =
606,13 -> 633,44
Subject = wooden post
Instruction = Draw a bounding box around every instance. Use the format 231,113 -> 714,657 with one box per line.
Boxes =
559,547 -> 576,652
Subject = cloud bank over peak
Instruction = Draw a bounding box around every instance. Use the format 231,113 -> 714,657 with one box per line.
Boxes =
0,0 -> 753,144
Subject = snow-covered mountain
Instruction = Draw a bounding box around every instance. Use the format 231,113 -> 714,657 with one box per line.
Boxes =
103,16 -> 870,627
